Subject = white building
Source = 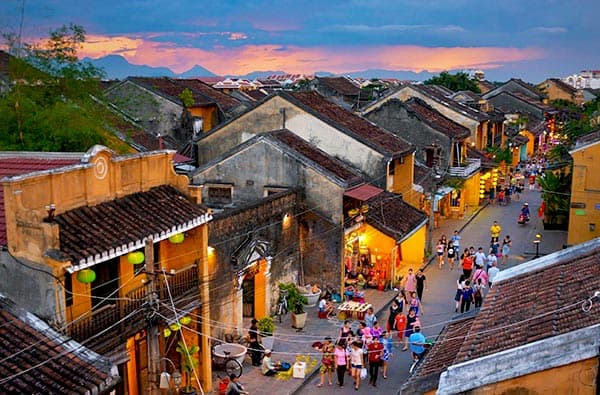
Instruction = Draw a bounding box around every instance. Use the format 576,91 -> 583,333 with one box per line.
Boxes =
563,70 -> 600,89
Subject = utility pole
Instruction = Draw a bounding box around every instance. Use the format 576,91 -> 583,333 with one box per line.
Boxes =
144,236 -> 160,395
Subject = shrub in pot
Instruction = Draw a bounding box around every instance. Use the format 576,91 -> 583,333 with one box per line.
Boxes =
279,283 -> 307,329
257,316 -> 274,350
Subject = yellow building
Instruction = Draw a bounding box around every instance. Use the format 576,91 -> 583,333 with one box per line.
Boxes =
568,130 -> 600,245
402,239 -> 600,394
0,146 -> 214,394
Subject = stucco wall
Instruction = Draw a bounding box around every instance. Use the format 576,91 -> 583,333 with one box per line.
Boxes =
568,144 -> 600,245
105,80 -> 184,139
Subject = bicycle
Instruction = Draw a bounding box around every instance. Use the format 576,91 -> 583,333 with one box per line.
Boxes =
212,347 -> 243,378
274,289 -> 288,323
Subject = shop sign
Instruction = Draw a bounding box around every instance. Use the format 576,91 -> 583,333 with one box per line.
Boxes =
575,209 -> 586,216
570,202 -> 585,209
595,204 -> 600,210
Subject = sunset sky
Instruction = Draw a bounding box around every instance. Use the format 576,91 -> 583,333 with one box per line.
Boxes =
1,0 -> 598,81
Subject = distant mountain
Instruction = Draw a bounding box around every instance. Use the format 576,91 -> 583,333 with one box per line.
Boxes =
179,65 -> 216,78
343,69 -> 437,81
87,55 -> 176,79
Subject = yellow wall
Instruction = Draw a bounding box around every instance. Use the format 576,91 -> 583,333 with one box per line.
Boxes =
463,172 -> 481,209
471,357 -> 597,395
400,224 -> 426,269
189,106 -> 218,131
568,142 -> 600,245
392,154 -> 414,198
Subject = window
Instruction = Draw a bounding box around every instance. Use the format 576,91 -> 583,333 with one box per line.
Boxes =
450,189 -> 461,207
207,185 -> 233,204
264,186 -> 289,197
64,272 -> 73,307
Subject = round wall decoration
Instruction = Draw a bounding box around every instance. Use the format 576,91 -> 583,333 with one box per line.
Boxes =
93,156 -> 108,180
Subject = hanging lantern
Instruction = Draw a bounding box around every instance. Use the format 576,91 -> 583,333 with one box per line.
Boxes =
76,269 -> 96,284
168,233 -> 185,244
163,328 -> 172,338
348,208 -> 359,217
169,322 -> 181,331
127,251 -> 145,265
360,204 -> 369,214
179,316 -> 192,325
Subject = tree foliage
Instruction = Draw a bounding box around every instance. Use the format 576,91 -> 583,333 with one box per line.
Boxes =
538,170 -> 572,227
424,71 -> 481,93
0,24 -> 128,152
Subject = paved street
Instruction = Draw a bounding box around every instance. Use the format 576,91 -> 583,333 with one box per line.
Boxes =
217,186 -> 567,395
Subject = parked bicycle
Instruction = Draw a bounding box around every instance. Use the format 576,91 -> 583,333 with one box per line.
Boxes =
274,289 -> 288,323
212,347 -> 243,378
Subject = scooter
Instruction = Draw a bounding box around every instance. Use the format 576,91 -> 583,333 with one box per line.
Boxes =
518,213 -> 530,225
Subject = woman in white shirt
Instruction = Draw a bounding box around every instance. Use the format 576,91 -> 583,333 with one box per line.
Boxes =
349,341 -> 364,390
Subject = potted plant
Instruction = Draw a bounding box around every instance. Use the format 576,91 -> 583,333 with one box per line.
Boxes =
298,284 -> 321,307
279,283 -> 307,329
257,316 -> 275,351
176,340 -> 199,395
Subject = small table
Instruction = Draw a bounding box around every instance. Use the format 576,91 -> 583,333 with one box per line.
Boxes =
337,301 -> 372,321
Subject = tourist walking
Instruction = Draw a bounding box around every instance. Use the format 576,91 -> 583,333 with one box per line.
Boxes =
381,331 -> 393,379
386,300 -> 401,332
403,268 -> 417,294
490,221 -> 502,243
403,309 -> 420,350
408,291 -> 424,316
501,235 -> 512,265
454,274 -> 466,312
459,280 -> 475,313
472,265 -> 488,287
486,252 -> 498,271
338,320 -> 353,344
364,307 -> 376,328
247,318 -> 262,366
447,242 -> 457,270
450,230 -> 461,253
436,239 -> 446,269
488,262 -> 500,288
473,278 -> 486,308
415,269 -> 427,302
474,247 -> 486,268
333,341 -> 348,388
462,251 -> 475,279
367,336 -> 384,387
350,341 -> 364,391
317,337 -> 335,387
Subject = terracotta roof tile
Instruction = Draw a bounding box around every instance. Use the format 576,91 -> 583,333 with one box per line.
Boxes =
285,91 -> 414,157
175,78 -> 241,112
268,130 -> 363,185
317,77 -> 360,96
412,84 -> 489,122
364,191 -> 427,240
404,98 -> 471,139
54,185 -> 207,265
0,155 -> 82,246
0,294 -> 118,394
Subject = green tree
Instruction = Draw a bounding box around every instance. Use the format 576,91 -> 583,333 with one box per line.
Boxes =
0,24 -> 128,152
538,170 -> 572,229
424,71 -> 481,93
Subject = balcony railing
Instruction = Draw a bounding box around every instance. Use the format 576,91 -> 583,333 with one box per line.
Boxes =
66,263 -> 200,354
448,158 -> 481,178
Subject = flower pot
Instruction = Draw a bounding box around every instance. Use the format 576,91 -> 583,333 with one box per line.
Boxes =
300,290 -> 321,307
291,312 -> 307,329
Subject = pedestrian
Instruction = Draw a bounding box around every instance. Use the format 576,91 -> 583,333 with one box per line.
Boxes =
367,335 -> 384,387
472,264 -> 488,287
451,230 -> 461,252
490,221 -> 502,243
415,269 -> 427,302
247,318 -> 262,366
403,268 -> 417,294
371,320 -> 383,339
454,274 -> 465,312
394,308 -> 407,341
386,300 -> 402,332
474,247 -> 486,268
333,340 -> 348,388
317,337 -> 335,387
262,350 -> 278,376
488,261 -> 500,288
529,174 -> 536,190
403,309 -> 420,350
487,252 -> 498,271
408,291 -> 424,316
364,307 -> 376,328
338,320 -> 353,344
501,235 -> 512,265
498,189 -> 505,206
473,278 -> 486,308
447,242 -> 457,270
459,280 -> 474,313
350,340 -> 364,391
462,251 -> 475,279
381,331 -> 393,379
436,239 -> 446,269
489,240 -> 500,257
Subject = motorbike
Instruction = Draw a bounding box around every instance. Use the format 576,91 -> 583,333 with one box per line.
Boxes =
518,213 -> 530,225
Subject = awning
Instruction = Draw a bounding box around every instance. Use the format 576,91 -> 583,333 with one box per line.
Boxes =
344,184 -> 383,201
433,186 -> 454,211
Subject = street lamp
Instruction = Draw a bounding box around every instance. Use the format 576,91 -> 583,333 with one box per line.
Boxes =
159,357 -> 182,392
533,233 -> 542,259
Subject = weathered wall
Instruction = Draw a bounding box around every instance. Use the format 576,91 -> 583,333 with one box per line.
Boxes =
104,80 -> 184,139
487,93 -> 544,121
568,143 -> 600,245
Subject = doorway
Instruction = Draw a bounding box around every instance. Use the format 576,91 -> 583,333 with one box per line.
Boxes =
242,275 -> 255,317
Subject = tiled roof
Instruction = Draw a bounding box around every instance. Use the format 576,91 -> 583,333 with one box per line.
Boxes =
547,78 -> 578,95
402,315 -> 477,394
365,191 -> 427,240
344,184 -> 384,201
175,79 -> 241,112
284,91 -> 414,157
243,89 -> 269,101
317,76 -> 360,96
573,129 -> 600,150
0,154 -> 83,246
0,293 -> 118,394
412,84 -> 489,121
268,130 -> 363,185
54,185 -> 208,267
404,98 -> 471,139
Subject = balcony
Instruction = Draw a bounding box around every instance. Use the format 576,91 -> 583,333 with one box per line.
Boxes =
66,263 -> 200,354
448,158 -> 481,178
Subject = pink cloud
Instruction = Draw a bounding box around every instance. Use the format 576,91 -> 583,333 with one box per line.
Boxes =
78,35 -> 545,75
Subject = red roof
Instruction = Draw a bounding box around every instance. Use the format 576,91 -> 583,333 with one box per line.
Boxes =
344,183 -> 383,201
0,155 -> 82,246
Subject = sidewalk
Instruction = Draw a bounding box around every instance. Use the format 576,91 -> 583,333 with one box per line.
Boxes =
210,289 -> 396,394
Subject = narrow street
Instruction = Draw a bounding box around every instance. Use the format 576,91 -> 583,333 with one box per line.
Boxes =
296,186 -> 567,394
